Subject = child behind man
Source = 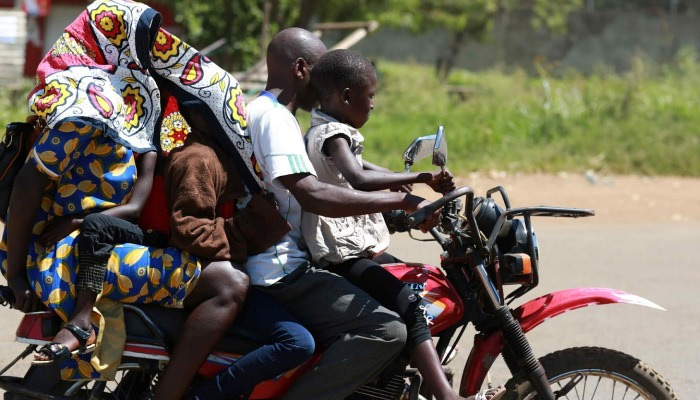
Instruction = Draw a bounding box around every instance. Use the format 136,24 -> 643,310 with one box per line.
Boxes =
301,49 -> 503,400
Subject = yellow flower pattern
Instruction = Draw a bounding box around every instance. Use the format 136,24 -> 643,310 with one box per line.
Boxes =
0,121 -> 201,380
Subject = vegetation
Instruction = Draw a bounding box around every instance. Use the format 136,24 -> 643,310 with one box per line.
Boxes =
166,0 -> 580,75
3,52 -> 699,176
298,51 -> 700,177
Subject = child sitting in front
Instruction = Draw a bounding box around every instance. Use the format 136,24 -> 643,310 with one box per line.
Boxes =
302,49 -> 503,400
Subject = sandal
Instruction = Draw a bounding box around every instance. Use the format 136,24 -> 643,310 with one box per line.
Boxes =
33,323 -> 96,365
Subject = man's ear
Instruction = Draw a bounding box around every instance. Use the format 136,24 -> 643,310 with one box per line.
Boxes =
341,87 -> 351,105
294,57 -> 309,80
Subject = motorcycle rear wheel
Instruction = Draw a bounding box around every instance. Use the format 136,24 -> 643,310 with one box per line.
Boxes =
502,347 -> 678,400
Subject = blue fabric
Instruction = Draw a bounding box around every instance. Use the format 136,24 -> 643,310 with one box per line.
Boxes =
190,289 -> 315,399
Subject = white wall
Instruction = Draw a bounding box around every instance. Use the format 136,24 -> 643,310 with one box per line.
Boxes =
0,10 -> 26,84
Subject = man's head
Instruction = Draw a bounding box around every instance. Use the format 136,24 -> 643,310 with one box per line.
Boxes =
266,28 -> 327,112
311,49 -> 376,129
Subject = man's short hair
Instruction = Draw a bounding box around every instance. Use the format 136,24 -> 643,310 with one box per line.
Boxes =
311,49 -> 375,105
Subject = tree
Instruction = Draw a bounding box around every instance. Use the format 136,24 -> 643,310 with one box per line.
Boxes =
161,0 -> 580,76
373,0 -> 582,78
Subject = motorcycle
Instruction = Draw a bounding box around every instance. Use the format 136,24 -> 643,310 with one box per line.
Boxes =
0,127 -> 678,399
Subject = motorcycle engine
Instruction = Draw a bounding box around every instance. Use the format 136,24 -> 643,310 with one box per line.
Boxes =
472,197 -> 539,285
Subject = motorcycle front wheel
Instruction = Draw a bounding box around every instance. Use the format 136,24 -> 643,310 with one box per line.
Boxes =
502,347 -> 678,400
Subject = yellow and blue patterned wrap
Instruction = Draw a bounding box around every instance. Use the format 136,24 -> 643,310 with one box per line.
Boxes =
0,120 -> 201,379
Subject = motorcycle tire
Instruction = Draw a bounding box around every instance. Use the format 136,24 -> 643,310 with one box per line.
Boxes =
109,370 -> 159,400
501,346 -> 678,400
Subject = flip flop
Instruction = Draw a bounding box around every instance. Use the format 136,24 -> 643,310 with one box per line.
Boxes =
33,323 -> 96,365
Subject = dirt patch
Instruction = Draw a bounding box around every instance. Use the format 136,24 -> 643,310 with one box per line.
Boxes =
412,173 -> 700,224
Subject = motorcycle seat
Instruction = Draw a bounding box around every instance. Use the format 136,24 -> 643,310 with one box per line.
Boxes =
124,303 -> 262,355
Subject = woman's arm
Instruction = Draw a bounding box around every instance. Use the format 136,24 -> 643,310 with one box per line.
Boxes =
6,165 -> 49,312
324,135 -> 452,193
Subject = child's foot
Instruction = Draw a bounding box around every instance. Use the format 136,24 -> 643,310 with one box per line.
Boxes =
33,323 -> 96,364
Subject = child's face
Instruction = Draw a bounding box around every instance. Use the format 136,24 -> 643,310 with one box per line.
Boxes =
341,71 -> 376,129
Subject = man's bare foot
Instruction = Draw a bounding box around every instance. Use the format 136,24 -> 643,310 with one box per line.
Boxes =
33,323 -> 96,363
464,385 -> 505,400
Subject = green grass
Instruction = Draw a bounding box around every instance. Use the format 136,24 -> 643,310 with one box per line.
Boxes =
5,50 -> 700,176
300,51 -> 700,176
0,80 -> 36,140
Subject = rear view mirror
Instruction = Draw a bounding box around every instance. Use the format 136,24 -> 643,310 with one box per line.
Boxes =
403,135 -> 436,172
432,126 -> 447,169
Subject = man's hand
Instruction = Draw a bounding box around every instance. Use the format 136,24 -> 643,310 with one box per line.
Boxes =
402,195 -> 441,233
415,199 -> 441,232
427,169 -> 456,194
8,277 -> 42,313
39,217 -> 81,247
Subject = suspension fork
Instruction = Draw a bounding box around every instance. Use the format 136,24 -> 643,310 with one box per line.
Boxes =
473,263 -> 555,400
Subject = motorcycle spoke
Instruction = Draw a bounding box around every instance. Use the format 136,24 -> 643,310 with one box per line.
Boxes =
581,375 -> 587,400
555,381 -> 572,400
621,385 -> 630,400
590,376 -> 602,400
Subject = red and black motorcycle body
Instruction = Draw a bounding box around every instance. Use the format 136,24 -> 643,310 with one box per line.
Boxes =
11,262 -> 463,399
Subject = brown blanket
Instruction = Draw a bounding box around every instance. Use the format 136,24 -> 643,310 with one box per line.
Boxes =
165,129 -> 290,264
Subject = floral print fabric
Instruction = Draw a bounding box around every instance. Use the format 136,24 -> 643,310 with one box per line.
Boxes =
0,120 -> 201,322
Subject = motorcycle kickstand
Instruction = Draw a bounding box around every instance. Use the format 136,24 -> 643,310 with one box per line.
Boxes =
0,345 -> 37,376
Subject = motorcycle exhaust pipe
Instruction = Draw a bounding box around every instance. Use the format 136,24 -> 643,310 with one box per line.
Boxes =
495,306 -> 555,400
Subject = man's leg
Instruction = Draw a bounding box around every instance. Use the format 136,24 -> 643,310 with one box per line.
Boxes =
153,261 -> 249,400
259,267 -> 407,400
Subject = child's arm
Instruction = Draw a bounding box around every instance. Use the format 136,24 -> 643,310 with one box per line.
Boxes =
324,135 -> 455,193
39,151 -> 157,246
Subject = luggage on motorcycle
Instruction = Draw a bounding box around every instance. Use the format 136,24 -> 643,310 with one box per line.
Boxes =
0,121 -> 39,220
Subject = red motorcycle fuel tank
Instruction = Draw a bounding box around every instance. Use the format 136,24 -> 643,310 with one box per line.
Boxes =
383,263 -> 464,334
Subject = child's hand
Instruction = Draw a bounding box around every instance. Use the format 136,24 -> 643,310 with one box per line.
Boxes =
40,217 -> 81,247
427,170 -> 456,194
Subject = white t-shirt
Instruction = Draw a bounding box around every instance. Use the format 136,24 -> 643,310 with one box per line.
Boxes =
245,92 -> 317,286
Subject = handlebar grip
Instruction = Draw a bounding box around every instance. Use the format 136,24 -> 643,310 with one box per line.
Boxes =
407,186 -> 474,228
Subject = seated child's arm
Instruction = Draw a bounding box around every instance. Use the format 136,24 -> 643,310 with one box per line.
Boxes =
39,151 -> 157,246
324,135 -> 455,193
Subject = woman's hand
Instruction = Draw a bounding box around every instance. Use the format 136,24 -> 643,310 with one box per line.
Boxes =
8,277 -> 42,313
39,217 -> 81,247
427,169 -> 456,194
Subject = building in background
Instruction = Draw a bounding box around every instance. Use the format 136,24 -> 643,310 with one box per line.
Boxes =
0,0 -> 179,83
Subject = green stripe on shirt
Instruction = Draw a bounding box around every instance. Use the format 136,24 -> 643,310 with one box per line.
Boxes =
288,155 -> 299,173
295,155 -> 309,173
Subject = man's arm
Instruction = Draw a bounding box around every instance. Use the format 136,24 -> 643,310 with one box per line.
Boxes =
279,173 -> 436,224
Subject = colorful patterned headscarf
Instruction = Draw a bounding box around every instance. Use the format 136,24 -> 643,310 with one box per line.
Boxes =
29,0 -> 262,195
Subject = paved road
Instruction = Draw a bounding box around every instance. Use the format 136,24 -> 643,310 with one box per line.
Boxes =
394,220 -> 698,399
1,220 -> 697,398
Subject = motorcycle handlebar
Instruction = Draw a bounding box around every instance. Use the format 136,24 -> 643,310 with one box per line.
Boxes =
407,186 -> 474,228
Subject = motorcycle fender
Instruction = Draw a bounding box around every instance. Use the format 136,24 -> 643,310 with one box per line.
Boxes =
459,287 -> 665,396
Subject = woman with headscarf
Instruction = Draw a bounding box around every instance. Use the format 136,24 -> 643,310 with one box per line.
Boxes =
0,1 -> 269,398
